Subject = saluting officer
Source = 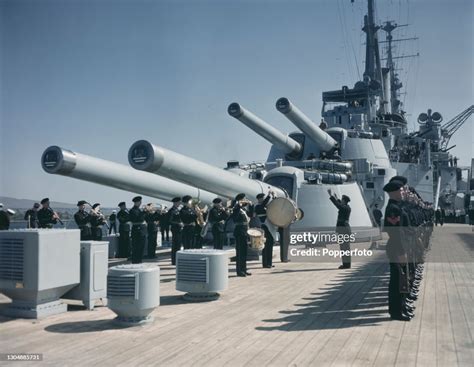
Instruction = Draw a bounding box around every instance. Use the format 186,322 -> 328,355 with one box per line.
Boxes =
328,189 -> 352,269
180,195 -> 198,250
255,192 -> 275,268
37,198 -> 59,228
117,202 -> 131,258
129,196 -> 147,264
383,179 -> 412,321
168,197 -> 183,265
231,193 -> 252,277
74,200 -> 91,240
208,198 -> 229,250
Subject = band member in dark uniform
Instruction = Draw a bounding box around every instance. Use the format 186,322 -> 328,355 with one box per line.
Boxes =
0,207 -> 14,230
129,196 -> 147,264
117,201 -> 131,258
168,197 -> 183,265
37,198 -> 59,228
180,195 -> 197,250
328,189 -> 352,269
255,191 -> 275,268
24,203 -> 40,229
383,180 -> 411,321
160,206 -> 170,243
90,203 -> 106,241
144,203 -> 160,259
231,193 -> 252,277
208,198 -> 229,250
74,200 -> 91,240
372,204 -> 383,227
108,210 -> 117,235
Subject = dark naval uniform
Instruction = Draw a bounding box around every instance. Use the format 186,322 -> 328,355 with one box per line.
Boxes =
24,209 -> 39,229
0,210 -> 10,230
74,209 -> 92,240
231,198 -> 251,276
168,204 -> 183,265
90,212 -> 106,241
129,204 -> 147,264
329,195 -> 352,268
255,194 -> 274,268
180,206 -> 198,250
145,210 -> 160,259
208,204 -> 229,250
37,208 -> 58,229
384,198 -> 410,319
117,206 -> 131,258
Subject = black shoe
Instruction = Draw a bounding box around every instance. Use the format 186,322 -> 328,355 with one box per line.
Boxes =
245,272 -> 252,276
237,273 -> 247,277
338,265 -> 351,269
391,314 -> 412,321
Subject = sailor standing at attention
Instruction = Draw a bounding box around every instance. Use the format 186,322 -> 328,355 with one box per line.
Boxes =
169,197 -> 183,265
328,189 -> 352,269
129,196 -> 147,264
255,191 -> 275,268
74,200 -> 91,240
231,193 -> 252,277
117,202 -> 131,258
180,195 -> 198,250
383,180 -> 412,321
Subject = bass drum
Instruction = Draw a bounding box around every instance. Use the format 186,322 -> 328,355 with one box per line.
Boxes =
266,197 -> 298,228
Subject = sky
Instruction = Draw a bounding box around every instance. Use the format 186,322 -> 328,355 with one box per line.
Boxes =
1,0 -> 473,207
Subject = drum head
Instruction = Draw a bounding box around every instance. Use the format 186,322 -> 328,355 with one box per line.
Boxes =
247,228 -> 263,237
267,197 -> 297,227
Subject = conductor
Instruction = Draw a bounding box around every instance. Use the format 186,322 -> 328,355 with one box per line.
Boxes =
328,189 -> 352,269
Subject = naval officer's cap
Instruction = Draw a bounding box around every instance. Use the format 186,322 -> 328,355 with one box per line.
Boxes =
341,194 -> 351,203
92,203 -> 100,209
182,195 -> 192,203
118,201 -> 126,207
235,193 -> 246,201
132,196 -> 142,203
389,175 -> 408,185
40,198 -> 49,204
212,198 -> 222,204
383,180 -> 404,193
171,197 -> 181,203
256,193 -> 265,200
77,200 -> 87,206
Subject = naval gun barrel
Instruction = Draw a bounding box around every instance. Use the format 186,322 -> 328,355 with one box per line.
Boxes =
128,140 -> 286,199
228,102 -> 302,155
41,146 -> 219,204
276,97 -> 338,152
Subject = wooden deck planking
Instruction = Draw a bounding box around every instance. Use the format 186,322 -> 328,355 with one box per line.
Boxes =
0,225 -> 473,366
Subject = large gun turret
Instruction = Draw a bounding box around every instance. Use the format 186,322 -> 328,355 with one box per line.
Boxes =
128,140 -> 286,199
276,97 -> 338,152
228,103 -> 302,155
41,146 -> 219,204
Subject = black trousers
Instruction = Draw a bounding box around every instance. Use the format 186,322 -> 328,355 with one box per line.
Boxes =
171,225 -> 182,265
182,225 -> 195,250
131,228 -> 146,264
161,224 -> 170,242
118,230 -> 130,258
339,241 -> 351,268
194,225 -> 203,249
212,226 -> 226,250
262,225 -> 274,268
279,227 -> 289,262
234,227 -> 248,275
388,263 -> 404,317
147,230 -> 158,258
109,222 -> 117,235
92,226 -> 103,241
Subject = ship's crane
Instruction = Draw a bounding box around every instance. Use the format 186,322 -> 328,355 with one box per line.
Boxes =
440,105 -> 474,150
